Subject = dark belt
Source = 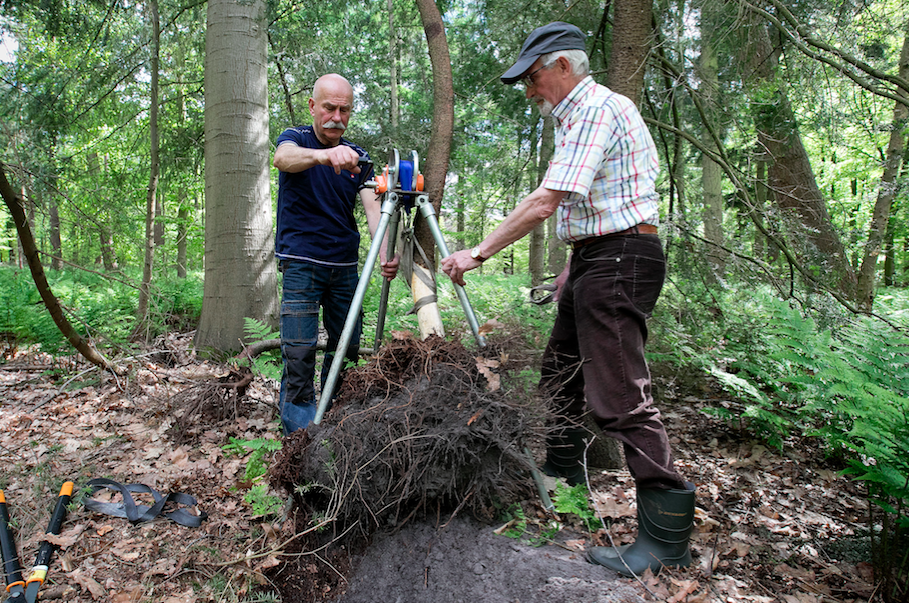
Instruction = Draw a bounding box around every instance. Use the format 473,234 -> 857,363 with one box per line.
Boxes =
570,224 -> 658,250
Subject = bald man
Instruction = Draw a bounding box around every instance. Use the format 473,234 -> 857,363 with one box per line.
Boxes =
273,74 -> 398,434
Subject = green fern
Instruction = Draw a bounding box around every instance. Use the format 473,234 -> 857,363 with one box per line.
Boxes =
553,483 -> 600,532
241,318 -> 282,381
222,437 -> 282,481
243,483 -> 284,518
243,317 -> 279,343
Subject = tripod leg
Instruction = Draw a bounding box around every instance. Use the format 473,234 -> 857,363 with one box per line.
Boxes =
414,195 -> 486,347
372,208 -> 400,352
315,194 -> 400,425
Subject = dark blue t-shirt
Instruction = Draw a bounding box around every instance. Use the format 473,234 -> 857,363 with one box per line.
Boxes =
274,126 -> 374,265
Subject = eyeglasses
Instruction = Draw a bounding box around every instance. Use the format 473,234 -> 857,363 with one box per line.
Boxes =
522,62 -> 551,88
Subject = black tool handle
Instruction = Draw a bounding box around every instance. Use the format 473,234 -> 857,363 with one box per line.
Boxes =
0,489 -> 25,593
25,481 -> 73,594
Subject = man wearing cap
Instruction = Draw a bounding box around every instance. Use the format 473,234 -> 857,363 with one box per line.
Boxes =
441,22 -> 695,577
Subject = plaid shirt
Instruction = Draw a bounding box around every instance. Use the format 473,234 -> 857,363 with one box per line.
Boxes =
541,76 -> 660,243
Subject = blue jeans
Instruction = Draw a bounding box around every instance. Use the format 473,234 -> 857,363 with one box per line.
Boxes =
279,260 -> 362,434
540,234 -> 685,490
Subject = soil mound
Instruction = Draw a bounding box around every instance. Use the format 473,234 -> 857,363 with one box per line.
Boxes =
336,515 -> 644,603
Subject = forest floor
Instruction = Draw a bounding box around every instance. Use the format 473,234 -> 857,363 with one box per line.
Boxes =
0,331 -> 879,603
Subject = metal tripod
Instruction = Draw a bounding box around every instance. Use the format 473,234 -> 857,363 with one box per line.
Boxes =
313,149 -> 486,425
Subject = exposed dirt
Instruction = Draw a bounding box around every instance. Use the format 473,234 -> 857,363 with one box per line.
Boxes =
0,331 -> 882,603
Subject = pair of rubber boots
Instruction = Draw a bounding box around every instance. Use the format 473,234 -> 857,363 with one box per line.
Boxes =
542,427 -> 695,577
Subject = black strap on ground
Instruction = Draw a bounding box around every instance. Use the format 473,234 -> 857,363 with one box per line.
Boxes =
83,478 -> 207,528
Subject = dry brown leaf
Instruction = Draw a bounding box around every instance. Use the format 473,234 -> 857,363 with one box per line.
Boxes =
110,586 -> 143,603
255,555 -> 281,571
142,558 -> 177,580
668,578 -> 699,603
591,487 -> 635,519
467,409 -> 483,425
477,318 -> 505,335
70,568 -> 106,599
42,523 -> 85,548
475,357 -> 501,391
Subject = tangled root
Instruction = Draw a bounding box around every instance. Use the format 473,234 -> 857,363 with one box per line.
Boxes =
270,336 -> 543,542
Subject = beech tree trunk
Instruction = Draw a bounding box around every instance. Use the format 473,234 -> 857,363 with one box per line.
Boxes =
196,0 -> 278,353
700,37 -> 726,281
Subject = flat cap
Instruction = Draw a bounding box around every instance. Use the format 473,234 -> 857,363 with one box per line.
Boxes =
501,22 -> 587,84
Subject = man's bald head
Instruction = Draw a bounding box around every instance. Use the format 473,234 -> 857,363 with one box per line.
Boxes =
309,74 -> 354,146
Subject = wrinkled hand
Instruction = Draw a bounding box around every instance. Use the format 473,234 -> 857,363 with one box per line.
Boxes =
552,263 -> 569,302
379,253 -> 400,281
440,249 -> 481,287
322,145 -> 362,175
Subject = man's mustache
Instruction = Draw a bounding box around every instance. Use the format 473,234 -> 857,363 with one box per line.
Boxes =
322,120 -> 346,130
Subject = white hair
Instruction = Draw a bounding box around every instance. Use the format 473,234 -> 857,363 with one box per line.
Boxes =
541,49 -> 589,77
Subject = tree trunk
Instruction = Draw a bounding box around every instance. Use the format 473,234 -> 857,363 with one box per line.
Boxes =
388,0 -> 399,138
540,117 -> 565,276
700,33 -> 726,282
177,198 -> 188,279
410,0 -> 453,339
135,0 -> 160,337
87,151 -> 118,271
1,163 -> 115,371
196,0 -> 278,353
529,123 -> 545,286
48,196 -> 61,270
607,0 -> 651,103
856,25 -> 909,311
743,11 -> 857,300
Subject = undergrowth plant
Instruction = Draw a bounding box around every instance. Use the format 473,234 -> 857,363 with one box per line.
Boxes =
242,318 -> 282,381
0,266 -> 203,354
222,437 -> 284,517
552,483 -> 600,532
654,280 -> 909,598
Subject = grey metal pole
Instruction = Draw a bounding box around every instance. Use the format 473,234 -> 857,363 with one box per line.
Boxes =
414,195 -> 486,348
314,192 -> 400,425
373,208 -> 400,352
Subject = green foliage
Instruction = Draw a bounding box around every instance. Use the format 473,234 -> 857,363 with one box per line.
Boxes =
0,266 -> 61,350
0,265 -> 133,352
496,503 -> 528,539
242,484 -> 284,518
222,437 -> 282,482
494,502 -> 561,547
0,266 -> 205,354
552,483 -> 601,532
242,317 -> 282,381
653,279 -> 909,594
151,275 -> 204,331
222,437 -> 284,518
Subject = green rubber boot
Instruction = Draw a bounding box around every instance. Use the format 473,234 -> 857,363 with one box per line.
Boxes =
540,426 -> 588,487
588,484 -> 695,576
